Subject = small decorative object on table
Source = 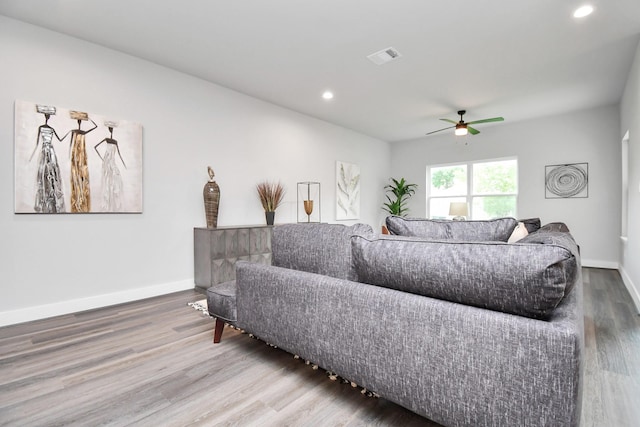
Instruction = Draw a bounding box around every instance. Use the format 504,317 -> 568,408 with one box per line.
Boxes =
297,181 -> 321,223
203,166 -> 220,228
256,180 -> 285,225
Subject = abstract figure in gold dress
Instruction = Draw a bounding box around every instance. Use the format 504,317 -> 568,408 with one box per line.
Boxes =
94,121 -> 126,212
67,111 -> 97,212
30,105 -> 66,213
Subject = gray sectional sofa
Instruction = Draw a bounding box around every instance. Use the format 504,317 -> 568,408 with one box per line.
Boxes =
209,218 -> 583,427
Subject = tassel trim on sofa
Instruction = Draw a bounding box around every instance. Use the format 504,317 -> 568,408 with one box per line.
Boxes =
189,305 -> 379,399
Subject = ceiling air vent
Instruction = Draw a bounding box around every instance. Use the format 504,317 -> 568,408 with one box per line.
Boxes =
367,47 -> 402,65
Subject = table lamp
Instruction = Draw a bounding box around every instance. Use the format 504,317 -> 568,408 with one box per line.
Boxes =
449,202 -> 469,221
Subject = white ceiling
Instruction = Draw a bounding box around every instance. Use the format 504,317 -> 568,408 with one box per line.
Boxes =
2,0 -> 640,142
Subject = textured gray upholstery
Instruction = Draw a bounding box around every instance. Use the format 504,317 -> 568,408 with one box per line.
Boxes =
233,222 -> 584,426
206,280 -> 237,323
272,222 -> 373,281
351,232 -> 580,319
519,217 -> 542,233
535,222 -> 571,233
236,262 -> 583,427
386,216 -> 518,241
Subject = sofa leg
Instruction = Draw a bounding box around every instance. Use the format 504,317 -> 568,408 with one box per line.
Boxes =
213,318 -> 224,343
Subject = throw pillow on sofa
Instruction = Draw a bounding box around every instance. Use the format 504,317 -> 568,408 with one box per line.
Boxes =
507,222 -> 529,243
350,233 -> 580,319
385,215 -> 518,242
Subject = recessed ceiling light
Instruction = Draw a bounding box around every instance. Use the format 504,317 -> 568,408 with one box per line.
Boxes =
573,5 -> 594,18
322,91 -> 334,100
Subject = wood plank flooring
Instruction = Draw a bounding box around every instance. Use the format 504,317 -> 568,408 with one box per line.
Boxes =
581,268 -> 640,427
0,267 -> 638,426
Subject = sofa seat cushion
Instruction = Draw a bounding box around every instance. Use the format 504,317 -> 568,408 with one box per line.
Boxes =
386,216 -> 518,242
351,233 -> 580,319
206,280 -> 237,323
272,223 -> 373,281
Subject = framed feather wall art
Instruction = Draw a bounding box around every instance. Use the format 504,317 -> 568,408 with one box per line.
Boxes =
336,160 -> 360,220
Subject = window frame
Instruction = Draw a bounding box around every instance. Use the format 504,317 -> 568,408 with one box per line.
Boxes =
621,130 -> 629,240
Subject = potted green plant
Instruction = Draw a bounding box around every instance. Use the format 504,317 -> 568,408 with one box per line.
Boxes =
382,177 -> 417,217
256,181 -> 285,225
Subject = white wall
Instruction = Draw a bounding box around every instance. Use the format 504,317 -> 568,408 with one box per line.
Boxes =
0,17 -> 390,325
620,39 -> 640,312
390,105 -> 621,268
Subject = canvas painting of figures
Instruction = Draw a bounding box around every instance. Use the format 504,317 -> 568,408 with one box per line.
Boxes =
14,100 -> 143,213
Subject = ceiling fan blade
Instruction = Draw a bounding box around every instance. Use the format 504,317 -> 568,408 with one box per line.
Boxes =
467,126 -> 480,135
465,117 -> 504,125
426,125 -> 455,135
440,118 -> 458,125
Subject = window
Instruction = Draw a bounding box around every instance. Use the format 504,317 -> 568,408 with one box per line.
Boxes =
427,158 -> 518,220
622,131 -> 629,240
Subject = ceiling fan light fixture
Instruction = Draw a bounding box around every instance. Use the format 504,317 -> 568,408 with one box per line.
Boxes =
455,124 -> 468,136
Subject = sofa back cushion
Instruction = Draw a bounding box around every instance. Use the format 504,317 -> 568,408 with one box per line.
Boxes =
272,223 -> 373,281
351,230 -> 579,319
385,216 -> 518,242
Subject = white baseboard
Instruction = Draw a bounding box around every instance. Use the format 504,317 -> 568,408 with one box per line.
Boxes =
581,259 -> 619,269
619,266 -> 640,315
0,279 -> 195,327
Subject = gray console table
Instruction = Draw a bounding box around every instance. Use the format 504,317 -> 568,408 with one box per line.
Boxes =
194,225 -> 272,290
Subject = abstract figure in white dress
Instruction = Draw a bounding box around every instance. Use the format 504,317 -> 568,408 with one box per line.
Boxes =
94,121 -> 126,211
30,105 -> 66,213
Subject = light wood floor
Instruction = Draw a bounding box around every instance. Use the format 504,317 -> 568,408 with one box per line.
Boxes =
0,268 -> 638,426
